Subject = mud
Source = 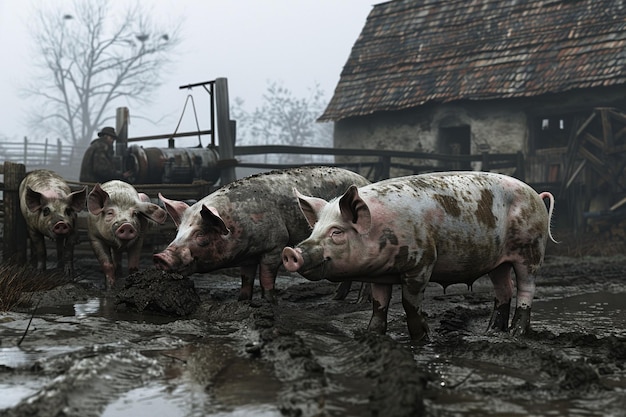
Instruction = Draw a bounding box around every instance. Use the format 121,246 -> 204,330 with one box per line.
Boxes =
1,238 -> 626,416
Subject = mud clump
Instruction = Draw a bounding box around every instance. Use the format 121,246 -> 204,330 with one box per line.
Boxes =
115,269 -> 200,316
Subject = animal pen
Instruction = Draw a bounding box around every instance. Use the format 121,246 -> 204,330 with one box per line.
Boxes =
3,77 -> 625,265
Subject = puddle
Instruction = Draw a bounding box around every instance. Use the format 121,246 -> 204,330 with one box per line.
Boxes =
412,290 -> 626,417
35,297 -> 179,324
532,291 -> 626,337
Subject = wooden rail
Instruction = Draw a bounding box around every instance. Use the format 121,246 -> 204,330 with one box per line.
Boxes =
1,145 -> 525,264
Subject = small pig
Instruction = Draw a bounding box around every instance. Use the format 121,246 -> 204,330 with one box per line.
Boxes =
19,169 -> 87,277
153,166 -> 370,302
87,180 -> 167,289
282,171 -> 557,341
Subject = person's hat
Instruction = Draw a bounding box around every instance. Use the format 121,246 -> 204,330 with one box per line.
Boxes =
97,127 -> 118,139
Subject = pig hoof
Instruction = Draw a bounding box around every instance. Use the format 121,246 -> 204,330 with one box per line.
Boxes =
262,289 -> 278,304
509,307 -> 531,336
487,300 -> 511,332
238,291 -> 253,301
332,281 -> 351,300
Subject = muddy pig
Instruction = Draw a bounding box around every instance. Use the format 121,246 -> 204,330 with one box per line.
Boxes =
154,166 -> 370,302
282,171 -> 557,341
87,180 -> 167,289
19,169 -> 88,277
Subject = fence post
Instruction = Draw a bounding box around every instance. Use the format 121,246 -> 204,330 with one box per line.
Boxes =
215,77 -> 237,185
44,137 -> 49,164
515,151 -> 525,181
481,152 -> 490,172
3,161 -> 27,264
57,138 -> 62,164
23,136 -> 28,165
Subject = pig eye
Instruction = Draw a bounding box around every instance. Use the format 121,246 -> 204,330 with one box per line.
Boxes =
42,207 -> 51,216
195,232 -> 209,247
329,228 -> 345,243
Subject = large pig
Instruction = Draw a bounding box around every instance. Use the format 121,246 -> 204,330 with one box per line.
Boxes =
87,180 -> 167,289
19,169 -> 87,277
153,167 -> 370,302
282,171 -> 557,341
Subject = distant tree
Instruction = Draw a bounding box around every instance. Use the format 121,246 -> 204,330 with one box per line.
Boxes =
24,0 -> 181,146
232,81 -> 333,163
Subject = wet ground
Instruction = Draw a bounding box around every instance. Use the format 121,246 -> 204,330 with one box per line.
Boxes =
1,238 -> 626,417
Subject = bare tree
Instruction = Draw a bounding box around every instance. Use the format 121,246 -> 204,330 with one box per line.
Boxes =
232,81 -> 333,163
24,0 -> 181,146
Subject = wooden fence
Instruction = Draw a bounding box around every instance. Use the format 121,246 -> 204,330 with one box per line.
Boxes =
1,145 -> 525,264
0,137 -> 84,166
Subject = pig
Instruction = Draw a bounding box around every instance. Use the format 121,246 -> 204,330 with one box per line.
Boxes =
87,180 -> 167,289
153,166 -> 371,302
19,169 -> 87,277
282,171 -> 557,341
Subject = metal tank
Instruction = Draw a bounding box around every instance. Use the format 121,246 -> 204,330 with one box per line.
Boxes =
124,144 -> 221,184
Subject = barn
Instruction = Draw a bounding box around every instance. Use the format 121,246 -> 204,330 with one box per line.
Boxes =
320,0 -> 626,232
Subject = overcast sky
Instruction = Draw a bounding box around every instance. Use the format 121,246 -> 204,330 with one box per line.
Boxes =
0,0 -> 375,147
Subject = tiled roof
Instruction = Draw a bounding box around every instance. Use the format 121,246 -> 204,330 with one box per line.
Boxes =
319,0 -> 626,122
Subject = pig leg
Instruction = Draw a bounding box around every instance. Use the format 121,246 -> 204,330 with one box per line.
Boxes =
487,263 -> 514,332
258,262 -> 279,304
28,230 -> 47,270
239,264 -> 258,301
333,281 -> 352,300
509,262 -> 537,336
90,239 -> 116,289
56,236 -> 76,278
401,274 -> 430,342
126,237 -> 145,276
114,250 -> 124,277
368,283 -> 392,335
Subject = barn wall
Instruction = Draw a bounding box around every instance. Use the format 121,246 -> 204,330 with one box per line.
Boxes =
333,101 -> 527,177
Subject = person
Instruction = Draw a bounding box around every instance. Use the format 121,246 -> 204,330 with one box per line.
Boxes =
79,127 -> 131,183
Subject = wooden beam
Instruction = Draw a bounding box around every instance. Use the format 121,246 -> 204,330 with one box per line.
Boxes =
2,161 -> 27,264
601,108 -> 615,148
582,132 -> 606,151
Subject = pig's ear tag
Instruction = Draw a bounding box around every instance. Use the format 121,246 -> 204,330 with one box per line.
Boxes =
200,205 -> 230,236
338,185 -> 371,235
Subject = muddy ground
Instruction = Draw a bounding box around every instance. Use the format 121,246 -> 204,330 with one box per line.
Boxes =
1,234 -> 626,417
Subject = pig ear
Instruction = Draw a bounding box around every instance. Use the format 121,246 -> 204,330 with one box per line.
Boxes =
69,186 -> 88,213
25,186 -> 45,212
338,185 -> 371,234
158,193 -> 189,227
200,205 -> 230,236
87,183 -> 109,215
138,202 -> 168,225
295,188 -> 327,228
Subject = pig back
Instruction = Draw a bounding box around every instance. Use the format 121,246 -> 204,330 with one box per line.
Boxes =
206,167 -> 370,246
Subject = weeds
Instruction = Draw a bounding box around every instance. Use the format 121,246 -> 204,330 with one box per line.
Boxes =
0,263 -> 67,311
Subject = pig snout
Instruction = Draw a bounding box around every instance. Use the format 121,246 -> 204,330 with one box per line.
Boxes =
282,247 -> 304,272
115,222 -> 137,241
52,221 -> 71,236
153,251 -> 174,271
153,246 -> 189,272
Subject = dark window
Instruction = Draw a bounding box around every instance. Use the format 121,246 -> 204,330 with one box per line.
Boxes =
439,125 -> 471,170
533,114 -> 577,150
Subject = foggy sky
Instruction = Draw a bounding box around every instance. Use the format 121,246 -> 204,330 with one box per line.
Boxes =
0,0 -> 374,147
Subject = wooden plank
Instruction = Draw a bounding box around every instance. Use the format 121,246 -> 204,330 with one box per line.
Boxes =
601,108 -> 614,148
582,132 -> 606,151
2,161 -> 27,264
608,108 -> 626,126
565,159 -> 586,189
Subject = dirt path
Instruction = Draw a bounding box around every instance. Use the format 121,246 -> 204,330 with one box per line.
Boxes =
1,245 -> 626,416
